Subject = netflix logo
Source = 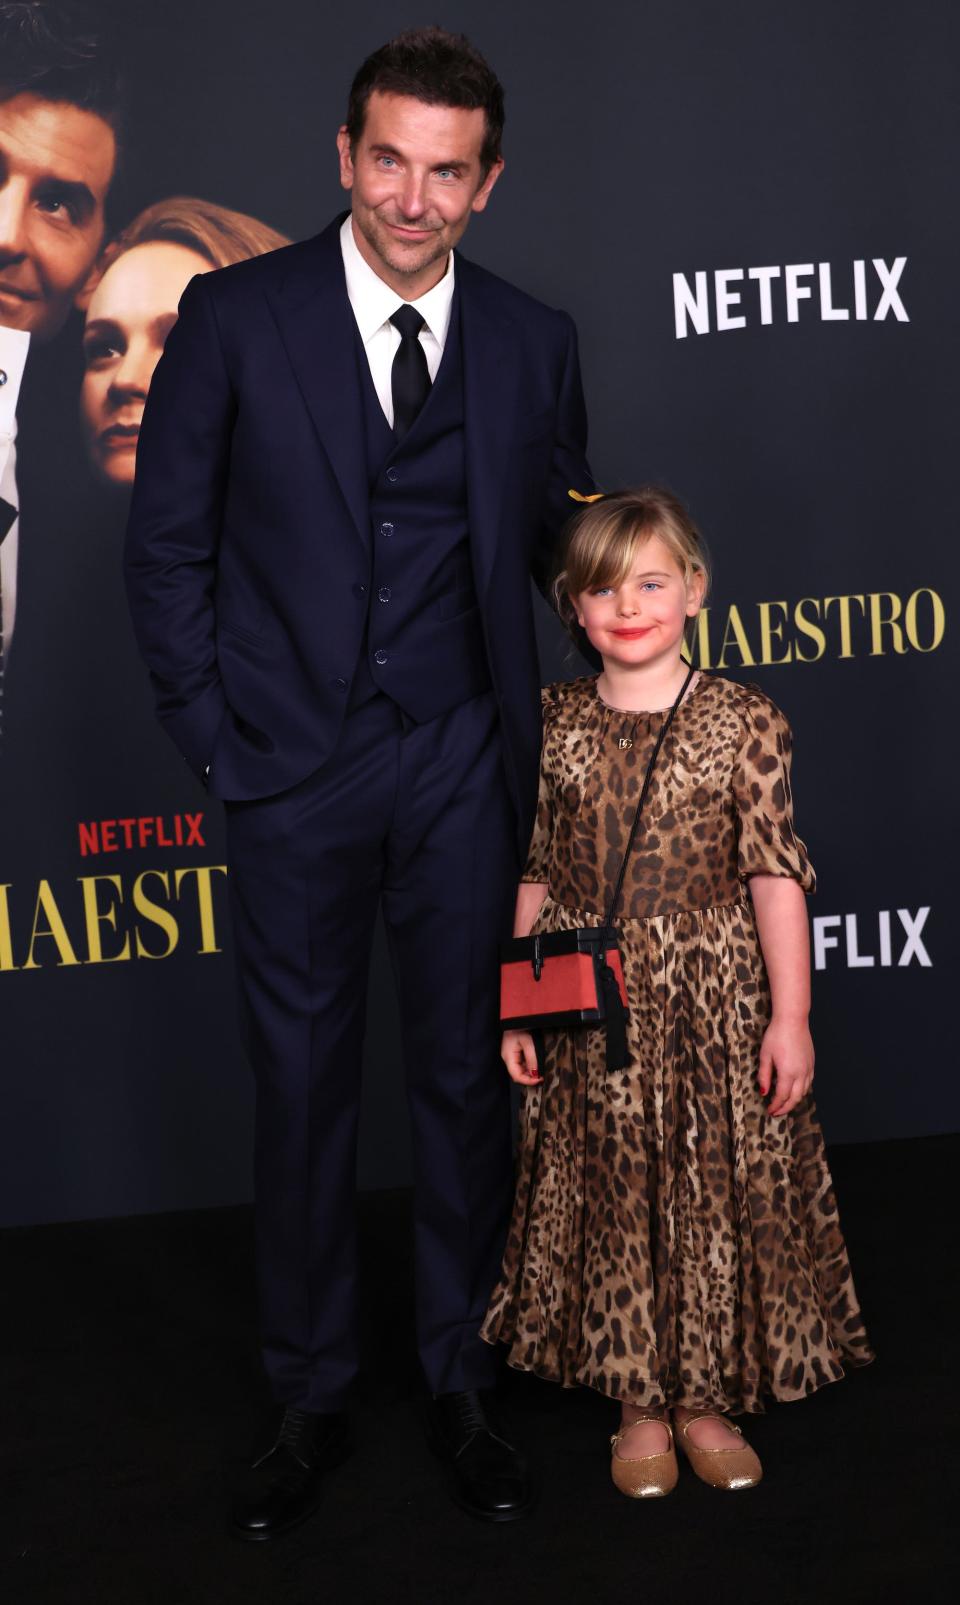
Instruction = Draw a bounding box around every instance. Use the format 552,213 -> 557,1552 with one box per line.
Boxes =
812,908 -> 931,971
78,813 -> 206,856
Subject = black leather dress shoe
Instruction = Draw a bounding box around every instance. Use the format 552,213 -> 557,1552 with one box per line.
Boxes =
230,1407 -> 351,1542
424,1389 -> 533,1522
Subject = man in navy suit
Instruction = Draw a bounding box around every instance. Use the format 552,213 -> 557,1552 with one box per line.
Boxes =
125,27 -> 592,1540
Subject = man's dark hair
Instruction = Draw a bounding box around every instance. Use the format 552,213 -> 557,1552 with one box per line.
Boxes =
346,26 -> 504,176
0,0 -> 123,127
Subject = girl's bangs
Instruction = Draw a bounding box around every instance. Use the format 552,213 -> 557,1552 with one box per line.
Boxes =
577,522 -> 654,593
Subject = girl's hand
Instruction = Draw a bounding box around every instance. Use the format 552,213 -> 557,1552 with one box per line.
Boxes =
759,1017 -> 815,1116
502,1030 -> 542,1086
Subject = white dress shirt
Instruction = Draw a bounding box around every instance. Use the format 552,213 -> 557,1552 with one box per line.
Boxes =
339,215 -> 455,427
0,324 -> 30,655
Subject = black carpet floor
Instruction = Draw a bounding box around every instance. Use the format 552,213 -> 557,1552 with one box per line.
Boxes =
2,1135 -> 958,1605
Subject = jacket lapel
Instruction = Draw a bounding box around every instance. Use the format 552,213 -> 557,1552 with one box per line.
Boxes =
264,218 -> 369,550
264,225 -> 524,581
458,258 -> 522,598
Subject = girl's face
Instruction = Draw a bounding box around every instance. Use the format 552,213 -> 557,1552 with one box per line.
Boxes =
80,240 -> 212,485
572,532 -> 704,671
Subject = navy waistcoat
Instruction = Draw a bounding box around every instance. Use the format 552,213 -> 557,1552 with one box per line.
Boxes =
347,301 -> 492,718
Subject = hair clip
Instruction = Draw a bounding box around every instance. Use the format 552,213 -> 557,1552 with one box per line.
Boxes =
568,488 -> 606,504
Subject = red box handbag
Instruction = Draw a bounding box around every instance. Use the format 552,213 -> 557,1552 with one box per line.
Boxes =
499,664 -> 695,1071
500,929 -> 627,1030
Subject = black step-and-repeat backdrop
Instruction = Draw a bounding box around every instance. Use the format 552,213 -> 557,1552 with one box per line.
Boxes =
1,0 -> 955,1226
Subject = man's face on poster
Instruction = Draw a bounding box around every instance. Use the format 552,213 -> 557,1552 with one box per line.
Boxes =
0,92 -> 116,340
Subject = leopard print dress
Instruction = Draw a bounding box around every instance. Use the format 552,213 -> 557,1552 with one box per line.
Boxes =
481,673 -> 874,1412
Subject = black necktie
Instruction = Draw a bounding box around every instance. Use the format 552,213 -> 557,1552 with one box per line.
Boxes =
390,305 -> 431,441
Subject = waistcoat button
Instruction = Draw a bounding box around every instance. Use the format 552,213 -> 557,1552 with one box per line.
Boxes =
380,522 -> 394,537
374,649 -> 388,666
353,582 -> 366,598
331,676 -> 348,690
386,468 -> 399,484
378,587 -> 391,602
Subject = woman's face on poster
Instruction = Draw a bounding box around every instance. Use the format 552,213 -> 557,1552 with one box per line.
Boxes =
80,240 -> 211,486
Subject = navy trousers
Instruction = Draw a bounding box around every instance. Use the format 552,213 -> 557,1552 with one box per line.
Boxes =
224,690 -> 518,1411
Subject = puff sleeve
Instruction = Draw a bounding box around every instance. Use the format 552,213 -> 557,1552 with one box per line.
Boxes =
520,686 -> 559,884
733,693 -> 816,892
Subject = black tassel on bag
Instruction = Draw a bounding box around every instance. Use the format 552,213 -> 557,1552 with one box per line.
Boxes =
598,959 -> 630,1071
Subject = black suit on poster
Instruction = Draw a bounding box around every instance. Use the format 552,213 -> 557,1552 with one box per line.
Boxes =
124,214 -> 592,1410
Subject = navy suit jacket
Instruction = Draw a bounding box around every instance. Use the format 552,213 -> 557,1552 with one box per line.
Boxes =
124,215 -> 592,854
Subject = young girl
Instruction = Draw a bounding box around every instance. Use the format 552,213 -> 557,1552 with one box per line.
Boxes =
481,487 -> 873,1496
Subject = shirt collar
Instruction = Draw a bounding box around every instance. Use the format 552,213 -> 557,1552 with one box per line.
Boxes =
0,324 -> 31,434
339,215 -> 455,347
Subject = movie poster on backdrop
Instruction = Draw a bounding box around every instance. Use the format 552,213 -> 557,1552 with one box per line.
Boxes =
0,0 -> 300,1223
1,0 -> 956,1229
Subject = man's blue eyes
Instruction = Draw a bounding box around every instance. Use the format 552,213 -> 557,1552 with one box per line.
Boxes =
377,157 -> 456,177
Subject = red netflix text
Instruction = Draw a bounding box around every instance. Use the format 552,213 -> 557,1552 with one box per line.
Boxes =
78,814 -> 206,856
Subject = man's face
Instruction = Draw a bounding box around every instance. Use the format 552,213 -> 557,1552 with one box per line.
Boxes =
0,92 -> 116,340
337,91 -> 503,294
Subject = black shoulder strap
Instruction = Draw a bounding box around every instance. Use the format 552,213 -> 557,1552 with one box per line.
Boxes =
600,663 -> 696,939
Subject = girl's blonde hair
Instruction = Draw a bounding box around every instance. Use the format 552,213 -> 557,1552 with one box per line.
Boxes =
554,485 -> 710,639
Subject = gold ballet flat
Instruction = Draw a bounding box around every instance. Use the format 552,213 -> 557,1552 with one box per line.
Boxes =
674,1409 -> 762,1491
610,1413 -> 679,1499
